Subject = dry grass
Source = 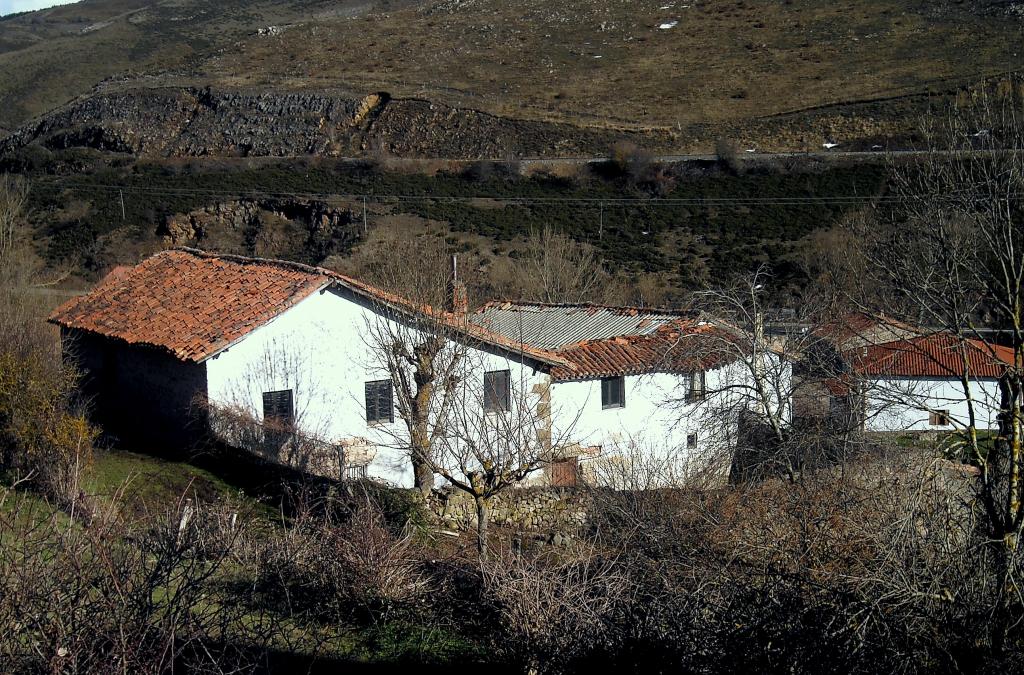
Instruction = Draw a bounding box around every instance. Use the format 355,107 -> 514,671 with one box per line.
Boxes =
206,0 -> 1024,146
1,0 -> 1022,151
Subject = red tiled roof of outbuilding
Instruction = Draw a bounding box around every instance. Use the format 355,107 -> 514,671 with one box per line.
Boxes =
49,249 -> 331,362
850,333 -> 1014,379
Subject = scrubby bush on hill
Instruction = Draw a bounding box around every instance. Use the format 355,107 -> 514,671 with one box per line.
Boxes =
0,174 -> 97,508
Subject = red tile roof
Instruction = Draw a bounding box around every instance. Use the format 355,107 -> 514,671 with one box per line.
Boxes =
50,250 -> 330,362
850,333 -> 1014,380
550,323 -> 745,381
813,311 -> 919,349
49,248 -> 570,367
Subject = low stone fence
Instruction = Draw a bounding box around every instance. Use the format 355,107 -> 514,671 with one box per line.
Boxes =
428,487 -> 589,532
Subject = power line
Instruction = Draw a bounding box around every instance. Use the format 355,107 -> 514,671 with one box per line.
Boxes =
28,179 -> 941,206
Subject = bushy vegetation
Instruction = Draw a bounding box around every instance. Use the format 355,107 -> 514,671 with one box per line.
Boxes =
0,175 -> 98,506
5,443 -> 1020,674
16,154 -> 885,300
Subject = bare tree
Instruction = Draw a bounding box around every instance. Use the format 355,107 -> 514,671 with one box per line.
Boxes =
485,225 -> 613,304
354,238 -> 465,494
518,225 -> 607,304
328,235 -> 458,493
362,308 -> 464,495
852,96 -> 1024,652
664,268 -> 810,481
422,346 -> 575,559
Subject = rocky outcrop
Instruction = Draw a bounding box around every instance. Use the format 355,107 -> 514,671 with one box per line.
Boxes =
2,88 -> 368,157
161,198 -> 352,245
1,85 -> 660,159
159,197 -> 359,263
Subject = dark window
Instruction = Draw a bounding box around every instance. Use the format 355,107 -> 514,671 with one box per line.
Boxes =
262,389 -> 294,446
687,433 -> 698,449
345,464 -> 368,480
484,370 -> 511,413
929,410 -> 950,427
365,379 -> 394,424
601,376 -> 625,409
262,389 -> 295,429
687,371 -> 707,402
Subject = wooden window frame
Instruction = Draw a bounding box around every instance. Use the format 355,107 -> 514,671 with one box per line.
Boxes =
262,389 -> 295,447
601,375 -> 626,409
549,456 -> 579,487
365,379 -> 394,425
345,464 -> 368,480
686,370 -> 707,402
929,410 -> 950,427
484,369 -> 511,413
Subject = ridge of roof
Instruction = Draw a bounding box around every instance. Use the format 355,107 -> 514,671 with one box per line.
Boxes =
813,310 -> 921,344
476,299 -> 695,316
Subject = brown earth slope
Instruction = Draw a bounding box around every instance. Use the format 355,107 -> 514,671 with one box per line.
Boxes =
1,0 -> 1022,157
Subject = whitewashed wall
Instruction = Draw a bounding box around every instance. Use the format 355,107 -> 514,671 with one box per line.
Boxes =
552,372 -> 707,453
865,376 -> 1002,432
204,286 -> 550,487
549,355 -> 790,485
203,286 -> 793,487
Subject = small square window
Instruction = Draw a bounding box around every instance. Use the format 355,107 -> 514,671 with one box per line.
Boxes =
345,464 -> 368,480
687,433 -> 698,449
365,379 -> 394,424
601,376 -> 625,409
484,370 -> 511,413
929,410 -> 950,427
262,389 -> 295,429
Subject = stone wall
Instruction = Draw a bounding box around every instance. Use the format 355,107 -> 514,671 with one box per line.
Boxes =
429,487 -> 589,532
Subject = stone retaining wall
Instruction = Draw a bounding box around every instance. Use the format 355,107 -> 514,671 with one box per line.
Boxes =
429,487 -> 589,531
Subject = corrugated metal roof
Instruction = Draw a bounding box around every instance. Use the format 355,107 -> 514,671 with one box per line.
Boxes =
471,301 -> 693,350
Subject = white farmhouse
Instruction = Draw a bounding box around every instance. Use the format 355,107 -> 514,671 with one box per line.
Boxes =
471,301 -> 788,483
810,313 -> 1012,433
851,333 -> 1010,432
49,248 -> 777,487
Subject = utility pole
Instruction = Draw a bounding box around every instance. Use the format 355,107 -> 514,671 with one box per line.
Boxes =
362,196 -> 368,235
598,202 -> 604,240
119,189 -> 126,221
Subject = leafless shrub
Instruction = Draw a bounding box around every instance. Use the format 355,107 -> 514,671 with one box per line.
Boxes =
0,174 -> 97,508
610,140 -> 653,182
331,500 -> 431,613
0,485 -> 279,673
714,137 -> 744,175
483,542 -> 628,673
254,491 -> 429,624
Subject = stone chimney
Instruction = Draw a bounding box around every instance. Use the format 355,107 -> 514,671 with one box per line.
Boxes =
446,254 -> 469,315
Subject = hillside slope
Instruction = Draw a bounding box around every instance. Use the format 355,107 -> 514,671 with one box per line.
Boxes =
1,0 -> 1022,157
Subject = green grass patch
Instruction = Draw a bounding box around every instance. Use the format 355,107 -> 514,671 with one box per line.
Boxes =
85,449 -> 277,519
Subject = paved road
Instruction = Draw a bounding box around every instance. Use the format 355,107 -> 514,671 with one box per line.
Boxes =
517,148 -> 1016,166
